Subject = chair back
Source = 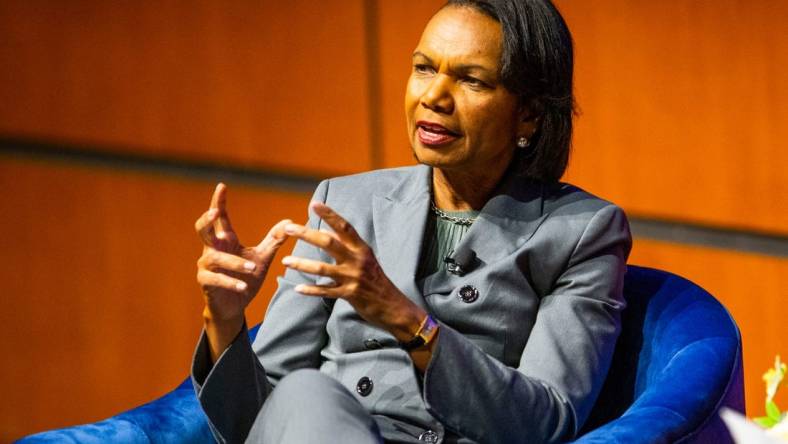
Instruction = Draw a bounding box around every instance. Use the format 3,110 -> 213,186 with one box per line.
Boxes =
577,265 -> 745,443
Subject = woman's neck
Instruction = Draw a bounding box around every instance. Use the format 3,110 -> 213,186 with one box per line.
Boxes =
432,165 -> 509,211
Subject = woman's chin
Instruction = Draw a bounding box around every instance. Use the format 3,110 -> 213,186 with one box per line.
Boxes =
411,143 -> 464,168
412,149 -> 447,167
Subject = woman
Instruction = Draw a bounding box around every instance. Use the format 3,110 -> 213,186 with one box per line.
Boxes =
192,1 -> 631,443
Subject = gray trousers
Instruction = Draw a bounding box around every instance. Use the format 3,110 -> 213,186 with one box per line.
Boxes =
246,369 -> 384,444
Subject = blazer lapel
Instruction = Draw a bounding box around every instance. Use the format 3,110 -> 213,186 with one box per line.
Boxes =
456,171 -> 546,267
424,167 -> 548,295
372,165 -> 432,309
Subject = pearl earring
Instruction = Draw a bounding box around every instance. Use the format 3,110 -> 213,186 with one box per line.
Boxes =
517,136 -> 529,148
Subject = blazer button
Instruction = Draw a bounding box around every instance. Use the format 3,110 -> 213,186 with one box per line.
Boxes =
458,285 -> 479,303
419,430 -> 439,443
363,338 -> 383,350
356,376 -> 373,397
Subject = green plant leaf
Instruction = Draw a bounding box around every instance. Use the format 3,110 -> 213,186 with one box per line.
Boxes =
766,400 -> 782,421
754,416 -> 778,428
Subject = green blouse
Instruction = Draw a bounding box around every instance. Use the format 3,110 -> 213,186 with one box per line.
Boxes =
416,207 -> 480,279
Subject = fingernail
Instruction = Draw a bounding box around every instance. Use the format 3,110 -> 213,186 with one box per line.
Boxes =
244,261 -> 256,271
281,256 -> 293,266
216,231 -> 226,239
284,224 -> 299,234
294,284 -> 305,292
236,281 -> 247,291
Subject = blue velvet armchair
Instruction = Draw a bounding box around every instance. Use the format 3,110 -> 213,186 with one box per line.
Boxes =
17,265 -> 744,443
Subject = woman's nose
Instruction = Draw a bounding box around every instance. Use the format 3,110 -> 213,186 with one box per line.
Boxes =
420,75 -> 454,114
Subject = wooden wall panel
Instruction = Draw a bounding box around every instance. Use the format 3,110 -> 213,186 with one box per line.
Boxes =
3,0 -> 786,231
0,157 -> 311,441
560,0 -> 788,235
630,238 -> 788,415
0,1 -> 371,176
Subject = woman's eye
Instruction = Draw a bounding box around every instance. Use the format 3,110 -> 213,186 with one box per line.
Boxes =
414,64 -> 435,74
463,77 -> 487,88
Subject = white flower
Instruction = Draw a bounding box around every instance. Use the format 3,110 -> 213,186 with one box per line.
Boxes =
765,416 -> 788,440
764,356 -> 787,403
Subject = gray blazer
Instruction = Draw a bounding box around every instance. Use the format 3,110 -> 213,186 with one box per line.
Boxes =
192,163 -> 632,444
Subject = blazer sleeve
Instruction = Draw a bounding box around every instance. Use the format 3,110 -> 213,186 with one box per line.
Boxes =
190,180 -> 333,444
421,204 -> 632,444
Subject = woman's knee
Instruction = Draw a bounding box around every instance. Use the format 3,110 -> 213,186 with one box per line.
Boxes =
265,369 -> 354,413
276,368 -> 333,390
270,369 -> 338,404
249,369 -> 381,443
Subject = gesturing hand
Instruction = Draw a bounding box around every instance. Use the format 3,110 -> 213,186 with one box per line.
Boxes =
195,183 -> 290,338
281,202 -> 425,343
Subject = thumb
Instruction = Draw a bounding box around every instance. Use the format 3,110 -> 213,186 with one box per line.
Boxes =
254,219 -> 293,260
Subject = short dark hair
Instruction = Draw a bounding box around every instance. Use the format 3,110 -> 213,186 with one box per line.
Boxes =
446,0 -> 575,183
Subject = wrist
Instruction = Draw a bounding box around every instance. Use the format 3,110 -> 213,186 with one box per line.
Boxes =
409,327 -> 439,372
388,305 -> 427,343
203,307 -> 244,338
399,313 -> 439,351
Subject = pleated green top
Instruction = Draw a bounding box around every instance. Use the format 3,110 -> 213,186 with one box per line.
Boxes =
416,207 -> 480,279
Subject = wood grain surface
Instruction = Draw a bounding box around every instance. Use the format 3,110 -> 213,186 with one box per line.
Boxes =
0,0 -> 372,176
0,158 -> 310,440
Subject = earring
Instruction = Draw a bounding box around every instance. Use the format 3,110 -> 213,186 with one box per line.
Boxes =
517,136 -> 529,148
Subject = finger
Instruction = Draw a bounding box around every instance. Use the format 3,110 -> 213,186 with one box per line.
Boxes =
208,182 -> 225,210
209,183 -> 235,240
293,283 -> 342,298
195,208 -> 220,247
309,202 -> 362,245
199,249 -> 258,275
281,255 -> 346,279
284,223 -> 350,259
197,269 -> 249,293
255,219 -> 292,257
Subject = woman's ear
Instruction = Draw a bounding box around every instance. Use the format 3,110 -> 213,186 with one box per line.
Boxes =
516,101 -> 541,139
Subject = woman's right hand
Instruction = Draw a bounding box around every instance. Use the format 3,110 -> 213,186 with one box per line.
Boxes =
195,183 -> 291,361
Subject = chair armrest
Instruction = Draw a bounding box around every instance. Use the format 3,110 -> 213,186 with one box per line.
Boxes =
16,417 -> 150,444
573,336 -> 741,443
17,326 -> 266,443
572,406 -> 687,443
17,380 -> 214,444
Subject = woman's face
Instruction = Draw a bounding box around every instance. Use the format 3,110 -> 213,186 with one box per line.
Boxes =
405,6 -> 530,176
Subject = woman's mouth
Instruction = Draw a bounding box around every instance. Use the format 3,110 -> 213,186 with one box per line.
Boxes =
416,121 -> 461,146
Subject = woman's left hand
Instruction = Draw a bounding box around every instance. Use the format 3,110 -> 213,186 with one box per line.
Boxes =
282,202 -> 425,343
